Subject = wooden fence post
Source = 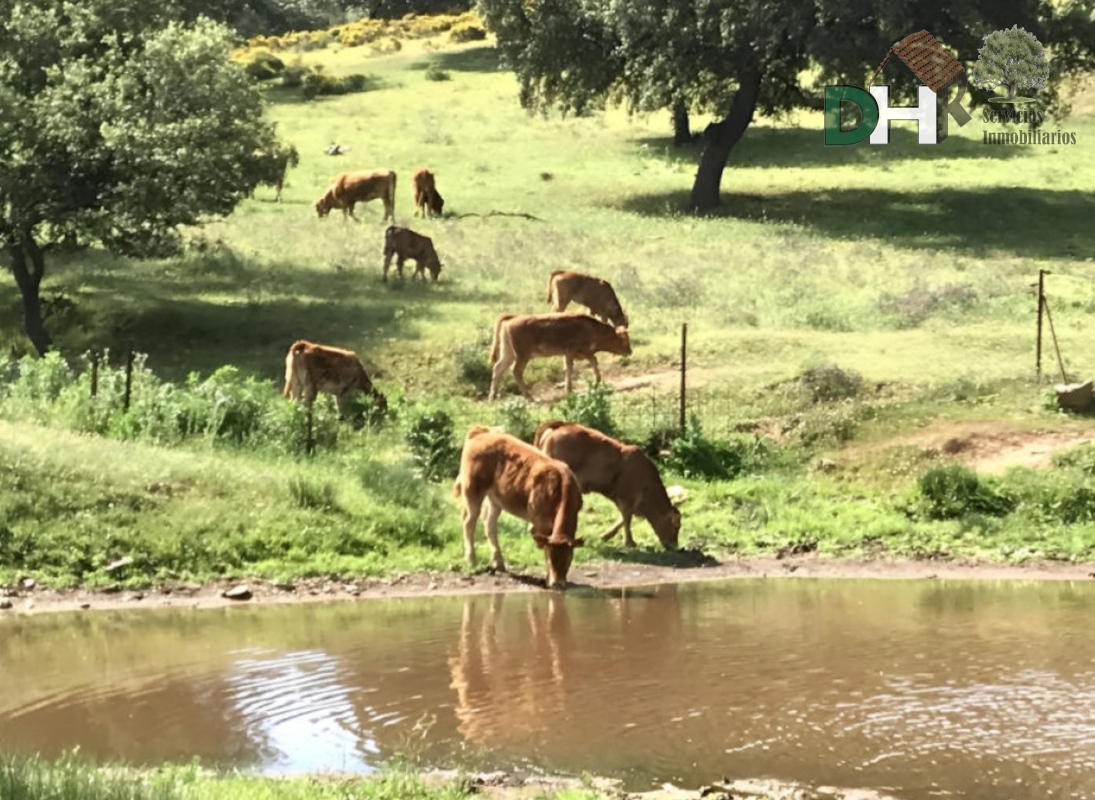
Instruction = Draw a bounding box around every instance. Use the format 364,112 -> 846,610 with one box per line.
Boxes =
90,351 -> 99,399
123,351 -> 134,411
679,323 -> 687,435
1036,269 -> 1046,379
306,405 -> 315,456
1042,294 -> 1068,383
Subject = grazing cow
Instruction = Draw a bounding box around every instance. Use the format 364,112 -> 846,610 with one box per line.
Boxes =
383,225 -> 442,282
412,167 -> 445,218
546,270 -> 629,329
249,142 -> 300,203
315,169 -> 396,222
282,340 -> 387,418
534,421 -> 680,550
452,425 -> 584,588
488,312 -> 632,400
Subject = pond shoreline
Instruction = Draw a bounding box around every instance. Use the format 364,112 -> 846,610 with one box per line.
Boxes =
4,553 -> 1094,617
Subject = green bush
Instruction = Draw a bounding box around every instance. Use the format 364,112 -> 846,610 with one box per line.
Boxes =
914,463 -> 1016,520
453,342 -> 492,397
424,63 -> 451,81
662,415 -> 780,481
499,397 -> 536,442
404,407 -> 461,482
243,50 -> 285,80
552,383 -> 616,437
449,23 -> 486,42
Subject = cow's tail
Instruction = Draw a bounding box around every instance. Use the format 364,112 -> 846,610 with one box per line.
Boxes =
489,314 -> 511,365
549,472 -> 573,547
532,419 -> 567,451
546,270 -> 564,304
283,341 -> 307,397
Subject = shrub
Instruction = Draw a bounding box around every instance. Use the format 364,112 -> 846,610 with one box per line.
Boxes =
662,415 -> 779,481
450,23 -> 486,42
424,64 -> 451,81
287,476 -> 340,512
453,341 -> 492,397
242,50 -> 285,81
914,464 -> 1015,520
499,397 -> 536,442
797,363 -> 863,403
552,383 -> 616,437
404,407 -> 461,482
281,62 -> 310,88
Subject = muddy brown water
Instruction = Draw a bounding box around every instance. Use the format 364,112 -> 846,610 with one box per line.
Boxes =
1,578 -> 1094,799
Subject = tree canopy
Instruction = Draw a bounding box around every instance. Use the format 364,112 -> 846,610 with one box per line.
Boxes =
477,0 -> 1095,209
971,25 -> 1050,100
0,0 -> 279,355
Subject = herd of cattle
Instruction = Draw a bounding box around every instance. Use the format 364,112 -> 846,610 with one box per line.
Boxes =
276,162 -> 681,590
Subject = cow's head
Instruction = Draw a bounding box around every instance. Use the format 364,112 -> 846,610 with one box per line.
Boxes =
650,506 -> 681,551
430,189 -> 445,217
427,256 -> 442,282
612,325 -> 632,357
533,534 -> 584,589
315,194 -> 333,218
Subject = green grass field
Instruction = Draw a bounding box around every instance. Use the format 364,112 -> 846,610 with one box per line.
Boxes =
3,26 -> 1095,590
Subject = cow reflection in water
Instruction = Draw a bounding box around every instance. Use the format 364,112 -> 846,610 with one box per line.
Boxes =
446,585 -> 683,752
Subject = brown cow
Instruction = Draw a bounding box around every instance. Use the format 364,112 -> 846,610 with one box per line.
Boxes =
282,340 -> 388,418
534,420 -> 680,550
487,312 -> 632,401
412,167 -> 445,218
315,169 -> 396,222
452,425 -> 584,588
546,270 -> 629,329
383,225 -> 442,282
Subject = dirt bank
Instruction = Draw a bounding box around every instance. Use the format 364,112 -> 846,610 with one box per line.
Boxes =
3,552 -> 1093,617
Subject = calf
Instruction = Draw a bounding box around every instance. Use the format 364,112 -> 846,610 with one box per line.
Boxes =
412,167 -> 445,218
534,421 -> 680,550
315,169 -> 396,222
546,270 -> 628,329
452,425 -> 584,588
488,312 -> 632,400
383,225 -> 442,282
282,340 -> 387,419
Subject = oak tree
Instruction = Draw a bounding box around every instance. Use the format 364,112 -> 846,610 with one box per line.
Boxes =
970,25 -> 1050,100
0,0 -> 278,355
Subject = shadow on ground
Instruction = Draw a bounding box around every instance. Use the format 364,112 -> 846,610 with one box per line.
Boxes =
614,187 -> 1095,260
603,546 -> 720,569
432,45 -> 500,73
636,125 -> 1024,170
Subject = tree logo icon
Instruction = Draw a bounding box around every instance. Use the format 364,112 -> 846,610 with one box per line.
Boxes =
970,25 -> 1049,104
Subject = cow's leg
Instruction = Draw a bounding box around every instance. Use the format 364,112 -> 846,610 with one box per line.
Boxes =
563,355 -> 575,394
588,355 -> 603,385
489,350 -> 516,401
601,517 -> 626,542
482,498 -> 507,573
512,357 -> 532,399
461,491 -> 481,567
396,255 -> 406,281
383,249 -> 393,282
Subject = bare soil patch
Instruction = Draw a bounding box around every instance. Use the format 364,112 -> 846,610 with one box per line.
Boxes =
4,552 -> 1093,618
840,418 -> 1095,475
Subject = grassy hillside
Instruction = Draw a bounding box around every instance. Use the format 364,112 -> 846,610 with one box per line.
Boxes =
3,23 -> 1095,590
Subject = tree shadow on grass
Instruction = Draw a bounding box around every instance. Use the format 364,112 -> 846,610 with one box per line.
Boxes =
431,45 -> 500,73
615,187 -> 1095,261
635,125 -> 1025,170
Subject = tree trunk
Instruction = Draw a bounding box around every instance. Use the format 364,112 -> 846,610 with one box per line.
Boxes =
1008,82 -> 1016,99
6,229 -> 52,355
690,65 -> 763,211
672,95 -> 692,146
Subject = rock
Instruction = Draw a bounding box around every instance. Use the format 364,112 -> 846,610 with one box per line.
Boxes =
80,603 -> 91,610
427,582 -> 438,590
127,592 -> 145,602
21,578 -> 35,590
274,582 -> 296,592
0,600 -> 12,611
222,585 -> 252,601
1056,380 -> 1094,412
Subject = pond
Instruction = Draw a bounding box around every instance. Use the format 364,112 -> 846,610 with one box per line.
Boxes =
2,578 -> 1094,799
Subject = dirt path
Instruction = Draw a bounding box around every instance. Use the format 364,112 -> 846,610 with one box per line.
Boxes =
4,553 -> 1093,618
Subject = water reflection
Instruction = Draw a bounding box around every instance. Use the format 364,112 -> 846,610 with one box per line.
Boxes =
0,580 -> 1094,799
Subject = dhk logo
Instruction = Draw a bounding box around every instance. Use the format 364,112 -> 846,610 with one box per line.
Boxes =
824,30 -> 972,146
